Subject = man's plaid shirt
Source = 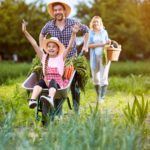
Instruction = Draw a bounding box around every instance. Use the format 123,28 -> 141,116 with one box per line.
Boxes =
41,18 -> 89,58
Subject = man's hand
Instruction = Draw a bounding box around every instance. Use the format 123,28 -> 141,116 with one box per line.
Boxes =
82,45 -> 88,53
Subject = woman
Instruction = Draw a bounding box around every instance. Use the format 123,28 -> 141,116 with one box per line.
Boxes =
88,16 -> 111,103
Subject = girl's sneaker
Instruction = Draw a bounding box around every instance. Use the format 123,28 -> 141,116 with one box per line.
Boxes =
40,96 -> 54,108
28,99 -> 37,109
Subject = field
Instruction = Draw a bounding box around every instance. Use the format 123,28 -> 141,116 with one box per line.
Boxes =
0,61 -> 149,150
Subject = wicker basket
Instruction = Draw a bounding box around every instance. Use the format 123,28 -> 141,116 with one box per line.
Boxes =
107,45 -> 121,61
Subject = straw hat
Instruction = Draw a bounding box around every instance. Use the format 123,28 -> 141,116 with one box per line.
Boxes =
47,0 -> 71,18
42,37 -> 65,55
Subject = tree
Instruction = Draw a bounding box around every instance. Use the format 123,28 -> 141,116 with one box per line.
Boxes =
0,0 -> 50,61
140,0 -> 150,58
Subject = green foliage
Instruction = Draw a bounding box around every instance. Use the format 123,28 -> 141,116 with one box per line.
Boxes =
110,60 -> 150,76
0,61 -> 30,85
0,106 -> 146,150
72,55 -> 90,92
102,45 -> 108,65
28,55 -> 42,80
123,94 -> 149,126
0,0 -> 50,60
140,0 -> 150,57
109,75 -> 150,95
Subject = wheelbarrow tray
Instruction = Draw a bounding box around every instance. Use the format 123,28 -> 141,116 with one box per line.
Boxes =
22,71 -> 76,99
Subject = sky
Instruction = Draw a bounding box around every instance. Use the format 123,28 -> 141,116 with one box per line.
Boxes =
26,0 -> 92,16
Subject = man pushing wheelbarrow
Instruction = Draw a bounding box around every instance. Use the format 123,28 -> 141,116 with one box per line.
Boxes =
39,0 -> 89,114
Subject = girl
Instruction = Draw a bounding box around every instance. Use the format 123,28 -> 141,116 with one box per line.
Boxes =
88,16 -> 111,103
22,20 -> 79,108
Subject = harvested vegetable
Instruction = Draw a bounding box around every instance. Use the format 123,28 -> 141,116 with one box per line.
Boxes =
28,55 -> 42,80
72,56 -> 90,92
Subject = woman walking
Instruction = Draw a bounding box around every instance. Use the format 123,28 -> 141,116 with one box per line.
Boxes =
88,16 -> 111,103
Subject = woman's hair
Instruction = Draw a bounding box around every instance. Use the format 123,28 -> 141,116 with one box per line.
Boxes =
89,16 -> 104,30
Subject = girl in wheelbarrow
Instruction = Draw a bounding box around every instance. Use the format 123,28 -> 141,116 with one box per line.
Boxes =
22,20 -> 79,109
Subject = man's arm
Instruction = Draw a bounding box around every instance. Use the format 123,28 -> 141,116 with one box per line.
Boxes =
77,22 -> 89,53
39,33 -> 45,49
63,24 -> 79,59
82,32 -> 89,52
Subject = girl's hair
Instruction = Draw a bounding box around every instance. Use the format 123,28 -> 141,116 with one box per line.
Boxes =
89,16 -> 104,30
44,54 -> 49,76
44,42 -> 59,75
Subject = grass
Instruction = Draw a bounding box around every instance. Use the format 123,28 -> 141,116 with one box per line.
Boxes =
0,60 -> 150,85
0,61 -> 150,149
0,61 -> 30,85
110,60 -> 150,76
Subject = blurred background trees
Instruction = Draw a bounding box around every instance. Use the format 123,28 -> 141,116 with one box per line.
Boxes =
0,0 -> 49,61
0,0 -> 150,61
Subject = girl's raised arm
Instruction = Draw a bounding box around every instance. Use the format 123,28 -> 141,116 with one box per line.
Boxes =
22,20 -> 43,60
63,24 -> 80,60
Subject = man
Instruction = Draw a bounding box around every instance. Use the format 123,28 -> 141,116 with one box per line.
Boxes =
39,0 -> 89,114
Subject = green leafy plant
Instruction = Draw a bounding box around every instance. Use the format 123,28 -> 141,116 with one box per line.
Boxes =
102,45 -> 108,65
123,94 -> 149,126
28,55 -> 42,80
72,55 -> 90,92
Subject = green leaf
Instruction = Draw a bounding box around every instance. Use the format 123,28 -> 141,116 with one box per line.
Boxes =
131,96 -> 136,115
143,100 -> 148,119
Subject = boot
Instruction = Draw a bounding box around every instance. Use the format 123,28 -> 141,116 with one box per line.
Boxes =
98,85 -> 107,102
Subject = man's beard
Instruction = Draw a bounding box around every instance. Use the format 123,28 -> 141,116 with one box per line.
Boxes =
55,14 -> 64,21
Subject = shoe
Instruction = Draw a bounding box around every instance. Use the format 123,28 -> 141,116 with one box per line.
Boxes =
29,99 -> 37,109
40,95 -> 54,108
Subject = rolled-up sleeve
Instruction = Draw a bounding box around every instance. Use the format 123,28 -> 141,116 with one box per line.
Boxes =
78,22 -> 89,33
41,22 -> 50,36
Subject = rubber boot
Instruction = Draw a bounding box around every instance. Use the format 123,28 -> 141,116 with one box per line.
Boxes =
98,85 -> 107,102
